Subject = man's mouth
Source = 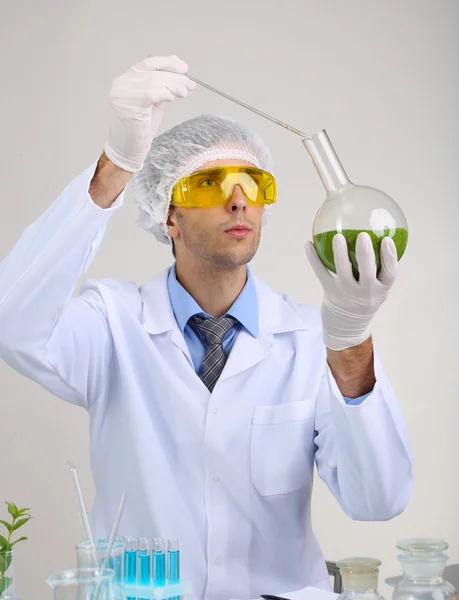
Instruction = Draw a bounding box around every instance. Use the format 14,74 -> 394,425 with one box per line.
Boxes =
224,224 -> 252,238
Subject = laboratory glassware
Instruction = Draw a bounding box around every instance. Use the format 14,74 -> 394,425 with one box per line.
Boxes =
391,539 -> 457,600
303,130 -> 408,279
46,568 -> 114,600
188,75 -> 307,137
167,539 -> 180,600
152,538 -> 166,587
0,549 -> 15,600
76,539 -> 125,583
337,557 -> 385,600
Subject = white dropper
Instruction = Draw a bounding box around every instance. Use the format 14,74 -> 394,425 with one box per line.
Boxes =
94,494 -> 127,600
65,460 -> 98,567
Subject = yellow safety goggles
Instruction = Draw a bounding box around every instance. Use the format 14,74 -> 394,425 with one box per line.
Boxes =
171,166 -> 277,208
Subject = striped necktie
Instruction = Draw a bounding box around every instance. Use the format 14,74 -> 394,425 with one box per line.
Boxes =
189,315 -> 238,392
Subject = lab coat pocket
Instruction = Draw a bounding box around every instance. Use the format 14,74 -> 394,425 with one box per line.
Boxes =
251,401 -> 315,497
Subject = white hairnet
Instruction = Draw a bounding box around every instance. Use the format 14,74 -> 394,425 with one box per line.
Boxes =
132,114 -> 275,244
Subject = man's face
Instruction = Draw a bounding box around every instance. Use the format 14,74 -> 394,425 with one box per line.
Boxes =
167,159 -> 265,268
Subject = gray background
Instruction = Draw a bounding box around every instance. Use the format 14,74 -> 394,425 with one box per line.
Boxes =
0,1 -> 458,598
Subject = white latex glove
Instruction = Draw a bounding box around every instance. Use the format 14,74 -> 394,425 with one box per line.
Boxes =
305,232 -> 398,350
104,55 -> 196,173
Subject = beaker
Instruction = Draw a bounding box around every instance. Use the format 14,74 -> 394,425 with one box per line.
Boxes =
391,539 -> 457,600
46,568 -> 114,600
303,130 -> 408,279
76,540 -> 125,600
76,539 -> 125,583
337,557 -> 385,600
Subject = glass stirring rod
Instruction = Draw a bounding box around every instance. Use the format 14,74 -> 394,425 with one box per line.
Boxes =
187,75 -> 307,138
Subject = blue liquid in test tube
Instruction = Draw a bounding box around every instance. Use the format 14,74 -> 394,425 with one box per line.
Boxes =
168,539 -> 180,600
152,538 -> 166,587
123,536 -> 137,600
137,537 -> 151,600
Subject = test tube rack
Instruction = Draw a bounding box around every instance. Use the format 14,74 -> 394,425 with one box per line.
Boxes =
122,580 -> 192,600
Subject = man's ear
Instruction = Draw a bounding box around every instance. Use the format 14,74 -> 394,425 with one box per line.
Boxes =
167,205 -> 179,240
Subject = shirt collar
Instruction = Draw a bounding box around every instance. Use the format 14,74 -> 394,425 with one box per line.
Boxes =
167,264 -> 259,338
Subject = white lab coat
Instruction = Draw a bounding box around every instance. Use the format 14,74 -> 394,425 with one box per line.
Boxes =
0,163 -> 413,600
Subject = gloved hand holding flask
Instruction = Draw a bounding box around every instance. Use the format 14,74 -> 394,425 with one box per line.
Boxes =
303,129 -> 408,351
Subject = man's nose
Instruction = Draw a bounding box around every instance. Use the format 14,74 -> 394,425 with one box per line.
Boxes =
226,185 -> 248,213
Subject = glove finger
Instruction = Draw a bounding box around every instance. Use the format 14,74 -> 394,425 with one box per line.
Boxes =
164,83 -> 189,99
149,102 -> 165,131
134,55 -> 189,74
160,73 -> 196,95
157,88 -> 175,103
355,232 -> 377,284
333,234 -> 354,282
305,241 -> 334,288
378,236 -> 398,286
183,76 -> 197,91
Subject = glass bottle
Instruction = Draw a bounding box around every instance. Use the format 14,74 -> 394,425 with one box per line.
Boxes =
46,568 -> 115,600
337,557 -> 385,600
391,539 -> 457,600
303,130 -> 408,279
0,549 -> 15,600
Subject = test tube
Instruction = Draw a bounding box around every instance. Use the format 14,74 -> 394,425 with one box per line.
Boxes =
123,536 -> 137,600
137,537 -> 151,585
152,538 -> 166,587
167,539 -> 180,600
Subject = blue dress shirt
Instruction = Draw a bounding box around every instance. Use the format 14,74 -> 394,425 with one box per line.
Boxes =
167,265 -> 258,377
167,265 -> 369,404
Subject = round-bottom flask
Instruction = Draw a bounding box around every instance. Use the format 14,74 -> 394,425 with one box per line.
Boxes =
303,130 -> 408,280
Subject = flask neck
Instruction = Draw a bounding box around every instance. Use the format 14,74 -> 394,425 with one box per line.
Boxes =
303,130 -> 351,193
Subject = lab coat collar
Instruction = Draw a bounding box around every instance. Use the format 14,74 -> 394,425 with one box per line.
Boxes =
167,264 -> 259,338
140,268 -> 309,379
140,269 -> 191,359
140,268 -> 179,335
254,277 -> 309,336
221,277 -> 310,381
140,268 -> 309,337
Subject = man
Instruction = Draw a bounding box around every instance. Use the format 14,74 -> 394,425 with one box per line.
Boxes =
0,56 -> 412,600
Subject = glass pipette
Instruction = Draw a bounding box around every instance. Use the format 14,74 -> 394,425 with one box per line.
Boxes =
94,493 -> 127,600
65,461 -> 95,543
65,460 -> 98,567
187,75 -> 307,138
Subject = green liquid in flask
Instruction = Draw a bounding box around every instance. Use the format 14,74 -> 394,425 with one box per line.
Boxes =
313,228 -> 408,279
